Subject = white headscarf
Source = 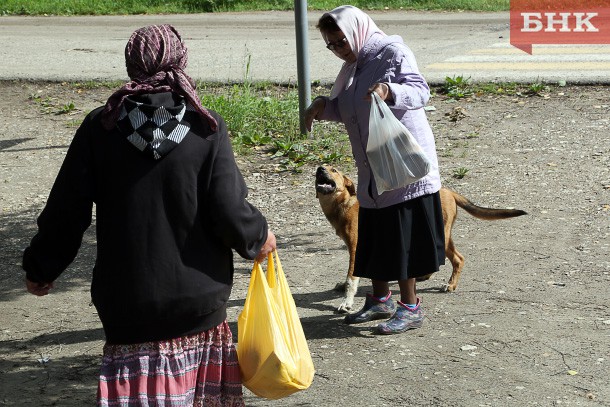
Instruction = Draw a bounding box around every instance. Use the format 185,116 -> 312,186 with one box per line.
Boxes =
324,5 -> 385,99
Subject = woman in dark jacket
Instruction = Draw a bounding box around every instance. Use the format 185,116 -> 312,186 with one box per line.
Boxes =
22,24 -> 275,406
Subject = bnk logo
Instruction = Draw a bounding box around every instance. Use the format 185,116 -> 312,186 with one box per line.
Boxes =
510,0 -> 610,54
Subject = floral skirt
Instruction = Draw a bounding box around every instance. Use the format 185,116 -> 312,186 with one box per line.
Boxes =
97,321 -> 245,407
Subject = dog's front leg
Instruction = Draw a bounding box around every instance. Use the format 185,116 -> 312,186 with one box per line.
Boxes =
337,276 -> 359,312
337,244 -> 358,313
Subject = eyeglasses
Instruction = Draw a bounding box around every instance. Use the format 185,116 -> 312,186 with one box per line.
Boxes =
325,37 -> 349,51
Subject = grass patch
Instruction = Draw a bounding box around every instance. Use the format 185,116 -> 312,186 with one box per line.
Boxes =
198,81 -> 350,171
435,79 -> 558,100
0,0 -> 509,16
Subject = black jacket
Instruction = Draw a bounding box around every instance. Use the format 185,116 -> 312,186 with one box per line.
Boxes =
22,92 -> 268,344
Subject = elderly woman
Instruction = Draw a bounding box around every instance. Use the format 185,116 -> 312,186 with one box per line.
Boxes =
23,24 -> 275,405
305,6 -> 445,335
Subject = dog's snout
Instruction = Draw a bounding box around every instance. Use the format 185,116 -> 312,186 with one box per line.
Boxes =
316,166 -> 328,180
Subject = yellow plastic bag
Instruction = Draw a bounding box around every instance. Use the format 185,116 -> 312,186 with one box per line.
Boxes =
237,250 -> 315,400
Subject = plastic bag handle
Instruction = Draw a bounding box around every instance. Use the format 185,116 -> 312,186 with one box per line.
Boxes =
266,251 -> 277,288
371,92 -> 385,119
252,250 -> 279,289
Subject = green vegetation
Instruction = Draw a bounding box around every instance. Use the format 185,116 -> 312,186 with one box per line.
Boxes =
58,101 -> 76,114
441,75 -> 473,100
28,93 -> 78,115
525,82 -> 548,96
439,76 -> 556,98
196,56 -> 350,171
198,81 -> 350,171
452,167 -> 469,179
0,0 -> 508,16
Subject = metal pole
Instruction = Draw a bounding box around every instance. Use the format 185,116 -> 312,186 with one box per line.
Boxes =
294,0 -> 311,136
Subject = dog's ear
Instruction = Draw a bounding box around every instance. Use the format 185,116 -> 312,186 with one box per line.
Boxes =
344,175 -> 356,196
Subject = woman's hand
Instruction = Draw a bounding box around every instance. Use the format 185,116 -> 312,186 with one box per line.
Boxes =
304,97 -> 326,132
366,83 -> 393,103
26,279 -> 54,296
255,230 -> 277,263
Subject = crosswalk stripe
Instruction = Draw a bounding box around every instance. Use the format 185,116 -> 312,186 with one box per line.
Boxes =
436,54 -> 610,62
425,43 -> 610,71
469,46 -> 610,55
426,61 -> 610,70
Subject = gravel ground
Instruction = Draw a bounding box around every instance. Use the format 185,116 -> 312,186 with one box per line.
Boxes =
1,80 -> 609,406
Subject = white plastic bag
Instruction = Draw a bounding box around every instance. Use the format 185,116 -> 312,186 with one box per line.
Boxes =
366,92 -> 432,195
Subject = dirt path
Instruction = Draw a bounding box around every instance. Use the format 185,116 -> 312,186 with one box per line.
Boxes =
1,81 -> 609,406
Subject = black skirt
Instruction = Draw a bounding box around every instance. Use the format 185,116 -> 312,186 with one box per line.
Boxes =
354,192 -> 445,281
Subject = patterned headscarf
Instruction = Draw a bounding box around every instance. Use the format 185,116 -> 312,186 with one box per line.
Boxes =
101,24 -> 217,131
324,6 -> 385,99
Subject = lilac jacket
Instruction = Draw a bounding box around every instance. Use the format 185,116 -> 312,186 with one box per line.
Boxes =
318,33 -> 441,209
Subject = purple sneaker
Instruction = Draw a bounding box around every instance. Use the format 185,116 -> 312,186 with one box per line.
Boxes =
377,298 -> 424,334
344,292 -> 396,324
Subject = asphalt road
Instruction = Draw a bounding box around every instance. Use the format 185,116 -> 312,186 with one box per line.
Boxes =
1,11 -> 609,85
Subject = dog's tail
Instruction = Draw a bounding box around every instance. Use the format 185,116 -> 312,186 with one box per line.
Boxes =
447,189 -> 527,220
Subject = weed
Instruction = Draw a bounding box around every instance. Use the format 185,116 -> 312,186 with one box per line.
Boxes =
320,151 -> 345,163
29,94 -> 55,113
65,119 -> 81,128
437,81 -> 556,98
269,141 -> 312,172
472,82 -> 520,95
40,98 -> 55,108
525,82 -> 547,96
441,75 -> 473,100
270,139 -> 298,156
452,167 -> 469,179
58,101 -> 76,114
234,132 -> 272,147
29,92 -> 78,115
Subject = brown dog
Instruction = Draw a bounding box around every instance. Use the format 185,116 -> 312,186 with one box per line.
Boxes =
315,164 -> 527,313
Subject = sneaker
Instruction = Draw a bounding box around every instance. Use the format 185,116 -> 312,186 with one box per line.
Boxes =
344,292 -> 396,324
376,298 -> 424,335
